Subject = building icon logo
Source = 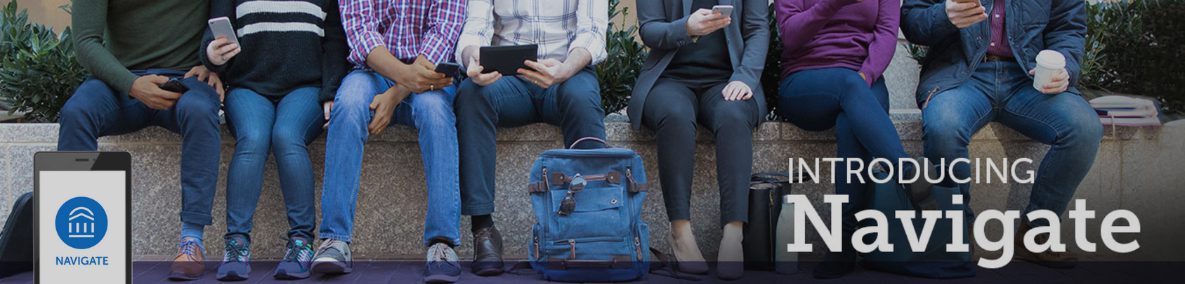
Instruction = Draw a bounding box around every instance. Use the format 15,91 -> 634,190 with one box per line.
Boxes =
55,197 -> 107,249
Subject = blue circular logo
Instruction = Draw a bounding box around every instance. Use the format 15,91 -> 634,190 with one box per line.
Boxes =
55,197 -> 107,249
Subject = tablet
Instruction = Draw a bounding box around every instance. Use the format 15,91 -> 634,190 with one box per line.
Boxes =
34,152 -> 132,284
479,45 -> 538,76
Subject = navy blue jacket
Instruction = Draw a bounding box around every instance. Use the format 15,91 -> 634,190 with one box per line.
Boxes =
901,0 -> 1087,108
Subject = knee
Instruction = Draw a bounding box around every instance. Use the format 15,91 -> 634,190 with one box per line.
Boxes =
708,104 -> 754,130
556,79 -> 603,110
331,90 -> 372,121
234,127 -> 271,154
1061,110 -> 1104,148
455,80 -> 491,114
175,90 -> 221,120
922,112 -> 972,152
412,92 -> 457,128
270,127 -> 308,154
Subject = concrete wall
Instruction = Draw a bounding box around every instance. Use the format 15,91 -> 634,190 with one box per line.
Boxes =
3,116 -> 1183,262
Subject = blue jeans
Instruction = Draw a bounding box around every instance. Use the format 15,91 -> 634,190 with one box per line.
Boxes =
776,67 -> 911,234
455,68 -> 606,216
224,87 -> 324,241
923,61 -> 1102,226
319,70 -> 461,247
57,69 -> 222,226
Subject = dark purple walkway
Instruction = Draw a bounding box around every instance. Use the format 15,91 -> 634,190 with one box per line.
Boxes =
1,261 -> 1179,283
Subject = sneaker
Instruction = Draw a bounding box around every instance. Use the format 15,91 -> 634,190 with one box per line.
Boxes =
168,237 -> 206,280
216,235 -> 252,281
274,236 -> 315,279
423,243 -> 461,283
311,239 -> 353,274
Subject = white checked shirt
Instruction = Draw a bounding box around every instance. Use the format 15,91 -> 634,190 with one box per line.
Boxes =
455,0 -> 608,67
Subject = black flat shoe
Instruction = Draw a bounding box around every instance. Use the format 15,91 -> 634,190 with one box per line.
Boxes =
471,226 -> 505,276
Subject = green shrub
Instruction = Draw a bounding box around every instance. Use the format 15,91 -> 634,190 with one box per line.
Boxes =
1083,0 -> 1185,113
761,4 -> 784,121
597,0 -> 648,116
0,1 -> 85,122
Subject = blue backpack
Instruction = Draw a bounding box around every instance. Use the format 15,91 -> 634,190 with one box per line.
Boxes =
525,138 -> 651,282
860,171 -> 976,278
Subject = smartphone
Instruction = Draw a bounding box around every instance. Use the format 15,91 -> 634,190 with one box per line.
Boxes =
160,77 -> 189,93
34,152 -> 132,284
208,17 -> 239,46
435,62 -> 462,77
712,5 -> 734,16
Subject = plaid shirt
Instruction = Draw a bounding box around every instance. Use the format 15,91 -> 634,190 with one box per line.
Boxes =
340,0 -> 466,67
456,0 -> 608,67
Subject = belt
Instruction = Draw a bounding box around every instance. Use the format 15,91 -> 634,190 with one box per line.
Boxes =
983,55 -> 1014,62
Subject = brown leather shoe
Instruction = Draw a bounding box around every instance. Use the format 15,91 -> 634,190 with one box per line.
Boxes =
168,238 -> 207,280
1014,222 -> 1077,269
471,226 -> 505,276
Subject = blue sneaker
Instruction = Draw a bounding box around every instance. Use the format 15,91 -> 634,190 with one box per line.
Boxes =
274,237 -> 315,279
423,243 -> 461,283
216,235 -> 251,281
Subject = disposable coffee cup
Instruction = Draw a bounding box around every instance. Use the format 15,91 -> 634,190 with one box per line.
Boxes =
1033,50 -> 1066,92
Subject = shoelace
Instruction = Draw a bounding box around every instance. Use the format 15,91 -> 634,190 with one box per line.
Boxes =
283,241 -> 314,264
224,239 -> 248,263
178,239 -> 201,260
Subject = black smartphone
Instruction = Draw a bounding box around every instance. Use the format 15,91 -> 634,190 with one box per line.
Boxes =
435,62 -> 462,77
480,45 -> 538,76
34,152 -> 132,284
160,77 -> 189,93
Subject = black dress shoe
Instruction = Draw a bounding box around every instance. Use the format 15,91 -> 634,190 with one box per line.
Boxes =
471,226 -> 505,276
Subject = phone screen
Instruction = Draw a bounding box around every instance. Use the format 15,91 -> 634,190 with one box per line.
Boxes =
35,152 -> 130,283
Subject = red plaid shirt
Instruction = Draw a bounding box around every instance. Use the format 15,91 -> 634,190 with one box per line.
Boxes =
340,0 -> 466,67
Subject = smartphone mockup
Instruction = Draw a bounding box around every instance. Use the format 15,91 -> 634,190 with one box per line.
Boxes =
208,17 -> 239,46
712,5 -> 734,16
480,45 -> 538,76
34,152 -> 132,284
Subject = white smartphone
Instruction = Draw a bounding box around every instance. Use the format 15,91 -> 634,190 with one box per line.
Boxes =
207,17 -> 239,46
712,5 -> 734,17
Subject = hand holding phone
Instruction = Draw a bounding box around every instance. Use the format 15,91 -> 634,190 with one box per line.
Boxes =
687,8 -> 731,36
434,62 -> 462,78
945,0 -> 987,29
206,17 -> 241,66
159,77 -> 189,94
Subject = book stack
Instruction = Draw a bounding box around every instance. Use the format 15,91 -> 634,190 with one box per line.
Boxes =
1090,95 -> 1161,127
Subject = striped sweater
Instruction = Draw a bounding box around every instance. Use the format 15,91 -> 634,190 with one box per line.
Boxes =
201,0 -> 349,102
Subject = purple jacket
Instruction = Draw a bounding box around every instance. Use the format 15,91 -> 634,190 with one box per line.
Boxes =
775,0 -> 900,85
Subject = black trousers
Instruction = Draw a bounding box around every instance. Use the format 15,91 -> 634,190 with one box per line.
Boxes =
641,78 -> 759,227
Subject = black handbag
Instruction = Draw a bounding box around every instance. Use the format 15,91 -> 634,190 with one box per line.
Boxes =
0,192 -> 35,278
742,173 -> 791,271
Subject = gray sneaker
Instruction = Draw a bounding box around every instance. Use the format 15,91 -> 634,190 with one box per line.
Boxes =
311,239 -> 352,275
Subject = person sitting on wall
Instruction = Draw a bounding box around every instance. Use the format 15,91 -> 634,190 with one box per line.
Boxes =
454,0 -> 609,277
774,0 -> 919,278
199,0 -> 350,280
309,0 -> 466,283
57,0 -> 225,280
901,0 -> 1102,269
633,0 -> 769,280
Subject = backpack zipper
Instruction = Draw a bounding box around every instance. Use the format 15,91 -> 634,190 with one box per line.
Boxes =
568,239 -> 577,259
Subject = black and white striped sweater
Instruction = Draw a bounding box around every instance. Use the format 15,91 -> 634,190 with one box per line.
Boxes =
200,0 -> 349,102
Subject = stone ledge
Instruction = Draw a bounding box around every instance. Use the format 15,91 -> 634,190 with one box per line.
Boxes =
1,114 -> 1182,262
0,112 -> 1163,144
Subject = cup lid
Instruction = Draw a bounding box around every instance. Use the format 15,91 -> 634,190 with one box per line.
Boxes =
1036,50 -> 1066,68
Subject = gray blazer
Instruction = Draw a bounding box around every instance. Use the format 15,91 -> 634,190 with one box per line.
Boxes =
630,0 -> 770,130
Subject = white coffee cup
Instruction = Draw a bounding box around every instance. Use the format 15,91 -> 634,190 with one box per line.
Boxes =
1033,50 -> 1066,92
